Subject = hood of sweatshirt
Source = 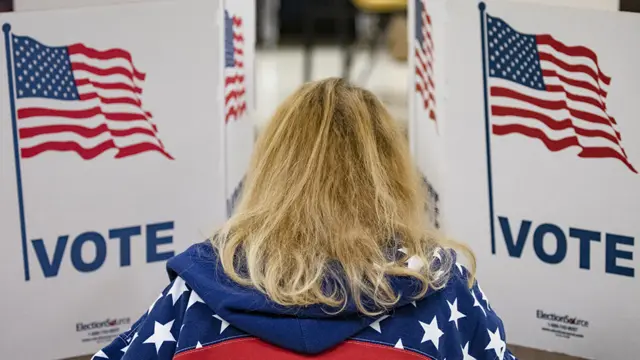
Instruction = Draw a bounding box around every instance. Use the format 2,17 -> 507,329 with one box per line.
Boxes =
166,241 -> 440,355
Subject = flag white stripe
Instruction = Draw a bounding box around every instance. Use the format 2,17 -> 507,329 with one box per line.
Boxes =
69,54 -> 143,76
537,44 -> 610,91
17,114 -> 158,133
491,78 -> 613,119
491,79 -> 620,139
540,58 -> 608,94
20,131 -> 161,149
17,97 -> 149,115
493,115 -> 625,155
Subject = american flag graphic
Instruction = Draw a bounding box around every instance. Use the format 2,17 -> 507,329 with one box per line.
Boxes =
10,34 -> 173,160
414,0 -> 436,121
224,10 -> 246,123
486,14 -> 636,173
422,176 -> 440,229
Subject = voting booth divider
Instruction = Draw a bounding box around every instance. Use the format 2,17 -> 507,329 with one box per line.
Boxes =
410,0 -> 640,359
0,0 -> 255,358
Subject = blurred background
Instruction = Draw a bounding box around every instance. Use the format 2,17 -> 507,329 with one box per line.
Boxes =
251,0 -> 640,134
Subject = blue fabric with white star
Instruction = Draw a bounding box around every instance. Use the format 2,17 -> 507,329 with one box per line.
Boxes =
92,241 -> 517,359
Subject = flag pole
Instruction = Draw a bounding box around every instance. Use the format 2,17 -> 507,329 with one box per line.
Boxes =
478,3 -> 496,255
3,23 -> 30,280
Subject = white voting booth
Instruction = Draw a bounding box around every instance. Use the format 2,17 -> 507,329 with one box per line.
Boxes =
410,0 -> 640,359
0,0 -> 255,359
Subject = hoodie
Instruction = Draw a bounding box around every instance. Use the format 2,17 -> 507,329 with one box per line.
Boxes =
92,241 -> 517,360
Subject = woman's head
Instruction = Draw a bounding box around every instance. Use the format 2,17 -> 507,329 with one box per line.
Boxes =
215,78 -> 473,315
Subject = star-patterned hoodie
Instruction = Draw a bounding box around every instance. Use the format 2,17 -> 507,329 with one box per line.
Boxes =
92,241 -> 517,360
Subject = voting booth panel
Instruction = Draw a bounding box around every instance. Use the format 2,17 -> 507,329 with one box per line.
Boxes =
410,1 -> 640,359
223,0 -> 255,217
0,0 -> 255,358
14,0 -> 157,11
409,0 -> 447,230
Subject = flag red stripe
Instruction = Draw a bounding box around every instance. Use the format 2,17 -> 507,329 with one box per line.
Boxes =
19,123 -> 157,139
75,78 -> 143,94
233,33 -> 244,42
415,48 -> 433,73
225,74 -> 245,86
225,103 -> 247,123
415,64 -> 435,90
21,140 -> 172,160
115,142 -> 174,159
536,34 -> 611,85
67,43 -> 146,80
71,62 -> 144,83
490,86 -> 613,127
21,139 -> 117,159
493,124 -> 635,173
18,106 -> 149,121
491,105 -> 621,145
225,88 -> 246,105
232,17 -> 242,26
579,147 -> 636,172
541,70 -> 607,98
415,80 -> 435,104
416,83 -> 435,104
79,92 -> 141,106
494,123 -> 582,150
545,84 -> 607,114
538,52 -> 606,90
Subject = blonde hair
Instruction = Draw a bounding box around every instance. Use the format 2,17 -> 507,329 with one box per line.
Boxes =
214,78 -> 475,315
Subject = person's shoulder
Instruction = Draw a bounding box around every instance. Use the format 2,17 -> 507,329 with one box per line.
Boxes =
166,240 -> 218,280
413,260 -> 492,322
387,263 -> 512,359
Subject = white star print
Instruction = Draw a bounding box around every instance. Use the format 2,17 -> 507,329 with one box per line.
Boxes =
447,298 -> 466,329
456,263 -> 465,274
213,314 -> 230,334
186,290 -> 204,311
168,277 -> 189,305
91,350 -> 108,359
196,341 -> 203,349
419,316 -> 444,350
477,284 -> 492,311
394,339 -> 404,349
486,326 -> 506,360
143,320 -> 176,353
148,293 -> 163,314
411,301 -> 417,307
462,342 -> 477,360
472,289 -> 487,316
369,315 -> 390,333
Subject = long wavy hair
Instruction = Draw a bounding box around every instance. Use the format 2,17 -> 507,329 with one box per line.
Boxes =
214,78 -> 475,315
